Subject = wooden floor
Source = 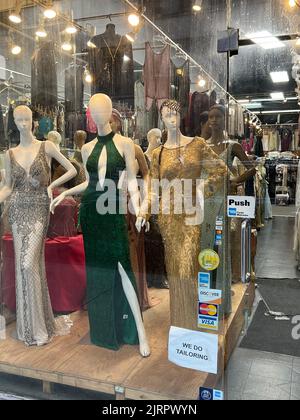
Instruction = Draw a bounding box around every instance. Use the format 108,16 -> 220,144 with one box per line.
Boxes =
0,282 -> 254,400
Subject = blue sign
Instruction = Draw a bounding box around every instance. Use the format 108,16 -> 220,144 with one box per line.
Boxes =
198,272 -> 211,289
229,208 -> 237,216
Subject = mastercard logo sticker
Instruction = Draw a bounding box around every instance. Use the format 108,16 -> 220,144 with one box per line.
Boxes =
199,303 -> 218,317
198,249 -> 220,271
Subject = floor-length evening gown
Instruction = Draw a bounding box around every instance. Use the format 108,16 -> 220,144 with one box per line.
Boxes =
79,132 -> 139,351
7,142 -> 71,346
150,137 -> 227,330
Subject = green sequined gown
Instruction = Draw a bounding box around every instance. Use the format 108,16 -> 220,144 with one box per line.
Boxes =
80,132 -> 139,351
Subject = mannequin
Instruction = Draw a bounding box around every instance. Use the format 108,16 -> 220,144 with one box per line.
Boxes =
205,105 -> 256,283
51,94 -> 150,357
145,129 -> 162,165
48,131 -> 62,151
147,100 -> 227,330
144,128 -> 168,290
0,106 -> 76,346
109,108 -> 153,311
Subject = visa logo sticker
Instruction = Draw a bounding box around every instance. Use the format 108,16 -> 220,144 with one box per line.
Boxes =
198,272 -> 211,289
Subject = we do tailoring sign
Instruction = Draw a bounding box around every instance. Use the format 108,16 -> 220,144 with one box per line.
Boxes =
168,327 -> 218,374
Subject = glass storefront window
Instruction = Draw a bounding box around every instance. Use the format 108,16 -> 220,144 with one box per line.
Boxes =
0,0 -> 298,403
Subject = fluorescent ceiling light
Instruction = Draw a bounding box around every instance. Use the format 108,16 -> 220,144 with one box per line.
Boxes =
237,100 -> 250,104
246,31 -> 285,50
246,103 -> 262,109
270,71 -> 289,83
254,109 -> 300,114
270,92 -> 285,100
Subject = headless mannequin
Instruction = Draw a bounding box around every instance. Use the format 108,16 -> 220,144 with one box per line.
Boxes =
51,94 -> 150,357
48,131 -> 62,151
145,129 -> 162,163
0,106 -> 76,205
102,24 -> 120,46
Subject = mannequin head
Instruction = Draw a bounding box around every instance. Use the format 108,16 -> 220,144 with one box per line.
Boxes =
48,131 -> 62,150
147,128 -> 162,148
110,109 -> 122,134
106,23 -> 116,33
89,94 -> 113,128
13,106 -> 32,134
160,100 -> 182,132
74,130 -> 87,150
208,105 -> 225,134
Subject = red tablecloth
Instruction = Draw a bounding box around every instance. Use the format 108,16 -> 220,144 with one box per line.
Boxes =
2,235 -> 86,313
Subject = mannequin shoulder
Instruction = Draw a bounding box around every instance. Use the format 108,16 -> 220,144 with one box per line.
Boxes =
114,133 -> 134,151
81,140 -> 96,160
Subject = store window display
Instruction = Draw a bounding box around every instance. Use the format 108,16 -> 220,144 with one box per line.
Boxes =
148,100 -> 227,330
51,94 -> 150,357
0,106 -> 76,346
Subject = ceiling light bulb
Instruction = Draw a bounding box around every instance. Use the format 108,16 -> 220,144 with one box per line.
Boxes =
11,45 -> 21,55
124,54 -> 130,62
84,71 -> 92,83
9,12 -> 22,24
128,13 -> 140,27
193,5 -> 202,12
296,38 -> 300,46
289,0 -> 297,7
44,8 -> 56,19
66,25 -> 77,34
198,78 -> 206,88
62,42 -> 72,51
36,28 -> 47,38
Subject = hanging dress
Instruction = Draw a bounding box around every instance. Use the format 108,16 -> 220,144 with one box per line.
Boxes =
79,132 -> 139,350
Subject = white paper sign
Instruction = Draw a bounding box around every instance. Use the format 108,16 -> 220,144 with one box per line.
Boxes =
227,196 -> 256,219
168,326 -> 218,374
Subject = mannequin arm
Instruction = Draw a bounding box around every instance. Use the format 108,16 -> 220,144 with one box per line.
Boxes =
45,141 -> 77,192
124,139 -> 142,218
0,152 -> 13,204
231,143 -> 257,184
50,144 -> 90,213
135,144 -> 149,205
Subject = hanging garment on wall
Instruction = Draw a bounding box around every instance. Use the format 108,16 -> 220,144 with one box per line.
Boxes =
0,104 -> 6,149
144,43 -> 171,111
86,107 -> 97,134
171,60 -> 190,118
65,112 -> 86,142
210,90 -> 217,107
280,128 -> 293,152
134,80 -> 157,141
254,136 -> 264,157
36,116 -> 54,140
88,25 -> 134,104
31,41 -> 58,111
189,92 -> 210,137
65,64 -> 84,114
7,105 -> 20,146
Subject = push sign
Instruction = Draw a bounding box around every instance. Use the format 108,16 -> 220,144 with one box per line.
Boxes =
227,196 -> 256,219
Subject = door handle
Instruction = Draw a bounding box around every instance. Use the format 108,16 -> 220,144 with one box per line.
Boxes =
241,219 -> 251,283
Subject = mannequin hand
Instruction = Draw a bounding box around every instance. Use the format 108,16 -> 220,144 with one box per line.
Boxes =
50,192 -> 66,214
136,216 -> 147,233
47,186 -> 53,202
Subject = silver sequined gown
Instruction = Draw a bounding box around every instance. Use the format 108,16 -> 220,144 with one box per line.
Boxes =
7,142 -> 62,346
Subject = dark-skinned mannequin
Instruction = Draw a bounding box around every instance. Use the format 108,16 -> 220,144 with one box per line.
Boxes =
205,105 -> 257,284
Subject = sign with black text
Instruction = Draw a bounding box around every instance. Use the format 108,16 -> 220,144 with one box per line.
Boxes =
227,196 -> 256,219
168,327 -> 218,374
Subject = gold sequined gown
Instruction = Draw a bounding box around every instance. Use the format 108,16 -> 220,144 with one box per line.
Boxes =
150,137 -> 227,330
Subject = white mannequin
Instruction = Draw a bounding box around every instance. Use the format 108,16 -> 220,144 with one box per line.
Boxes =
145,128 -> 162,163
50,94 -> 150,357
0,106 -> 76,205
161,105 -> 194,150
48,131 -> 62,151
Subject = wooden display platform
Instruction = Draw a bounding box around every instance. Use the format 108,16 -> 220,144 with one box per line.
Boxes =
0,282 -> 254,400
